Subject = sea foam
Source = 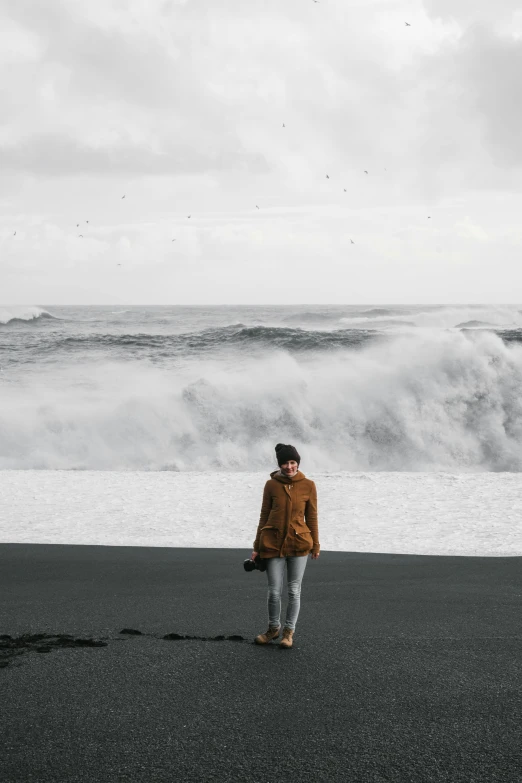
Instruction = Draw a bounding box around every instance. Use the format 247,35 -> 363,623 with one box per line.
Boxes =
0,306 -> 56,325
1,328 -> 522,471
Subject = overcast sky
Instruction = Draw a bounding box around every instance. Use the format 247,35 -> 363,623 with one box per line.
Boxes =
1,0 -> 522,305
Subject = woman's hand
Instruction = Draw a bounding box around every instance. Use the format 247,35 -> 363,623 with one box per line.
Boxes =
310,552 -> 320,560
251,551 -> 259,560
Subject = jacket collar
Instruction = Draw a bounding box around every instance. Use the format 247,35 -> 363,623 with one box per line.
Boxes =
270,469 -> 305,484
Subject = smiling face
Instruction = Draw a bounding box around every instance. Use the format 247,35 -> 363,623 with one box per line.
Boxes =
280,460 -> 298,477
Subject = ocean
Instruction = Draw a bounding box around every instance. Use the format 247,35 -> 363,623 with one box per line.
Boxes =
1,303 -> 522,471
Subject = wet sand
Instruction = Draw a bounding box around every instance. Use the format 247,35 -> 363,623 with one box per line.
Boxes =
1,544 -> 521,782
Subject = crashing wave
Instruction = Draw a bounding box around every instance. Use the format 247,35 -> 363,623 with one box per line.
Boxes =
0,306 -> 58,326
456,320 -> 497,329
36,324 -> 378,357
2,328 -> 522,471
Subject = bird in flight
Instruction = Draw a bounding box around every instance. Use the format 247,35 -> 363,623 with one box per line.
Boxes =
78,234 -> 84,238
364,170 -> 368,174
282,123 -> 285,128
428,216 -> 431,219
117,263 -> 121,266
344,188 -> 347,192
121,195 -> 126,199
86,220 -> 89,224
13,231 -> 16,236
350,239 -> 355,244
256,205 -> 259,209
405,22 -> 411,26
326,174 -> 330,179
172,239 -> 176,242
187,215 -> 191,218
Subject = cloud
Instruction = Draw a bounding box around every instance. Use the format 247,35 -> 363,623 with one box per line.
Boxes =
0,0 -> 420,183
3,192 -> 522,305
1,0 -> 268,176
1,0 -> 522,304
1,0 -> 520,192
423,0 -> 521,26
458,27 -> 522,167
0,131 -> 269,177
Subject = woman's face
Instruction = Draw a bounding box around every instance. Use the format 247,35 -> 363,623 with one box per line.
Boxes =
280,460 -> 298,477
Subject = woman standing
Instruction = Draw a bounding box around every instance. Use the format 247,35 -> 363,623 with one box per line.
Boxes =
251,443 -> 320,649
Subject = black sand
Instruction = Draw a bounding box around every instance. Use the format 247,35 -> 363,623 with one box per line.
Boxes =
1,544 -> 521,782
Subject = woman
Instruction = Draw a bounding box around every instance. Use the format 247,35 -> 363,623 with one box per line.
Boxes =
251,443 -> 320,649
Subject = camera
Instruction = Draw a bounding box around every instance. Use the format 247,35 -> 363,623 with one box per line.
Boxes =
243,555 -> 267,572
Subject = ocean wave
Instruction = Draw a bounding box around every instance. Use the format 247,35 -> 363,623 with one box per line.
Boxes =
283,311 -> 342,324
358,307 -> 410,317
456,320 -> 497,329
339,314 -> 415,326
496,329 -> 522,344
31,324 -> 378,357
188,324 -> 376,351
283,308 -> 413,325
0,306 -> 58,326
340,305 -> 522,330
353,318 -> 417,329
2,329 -> 522,471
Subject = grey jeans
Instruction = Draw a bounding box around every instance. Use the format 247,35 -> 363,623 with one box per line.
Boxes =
265,555 -> 308,631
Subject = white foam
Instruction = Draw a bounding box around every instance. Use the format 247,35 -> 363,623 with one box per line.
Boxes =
339,305 -> 522,330
1,329 -> 522,471
0,305 -> 54,324
0,470 -> 520,556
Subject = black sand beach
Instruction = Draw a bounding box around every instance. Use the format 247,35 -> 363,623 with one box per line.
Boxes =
1,544 -> 521,782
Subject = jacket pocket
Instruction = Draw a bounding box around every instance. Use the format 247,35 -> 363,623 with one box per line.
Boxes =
295,529 -> 312,542
291,521 -> 312,535
259,525 -> 280,554
293,528 -> 313,553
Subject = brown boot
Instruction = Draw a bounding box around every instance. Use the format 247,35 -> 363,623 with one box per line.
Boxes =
279,628 -> 294,648
255,625 -> 281,644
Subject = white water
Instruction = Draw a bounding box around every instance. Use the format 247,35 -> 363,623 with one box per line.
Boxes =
2,329 -> 522,470
339,305 -> 522,330
0,305 -> 54,324
1,470 -> 520,556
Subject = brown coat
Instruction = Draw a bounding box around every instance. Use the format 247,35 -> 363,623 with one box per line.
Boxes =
253,470 -> 320,558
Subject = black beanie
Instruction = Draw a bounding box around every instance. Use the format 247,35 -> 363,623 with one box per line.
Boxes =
275,443 -> 301,466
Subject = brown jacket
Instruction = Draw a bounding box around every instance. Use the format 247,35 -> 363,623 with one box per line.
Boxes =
253,470 -> 320,558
